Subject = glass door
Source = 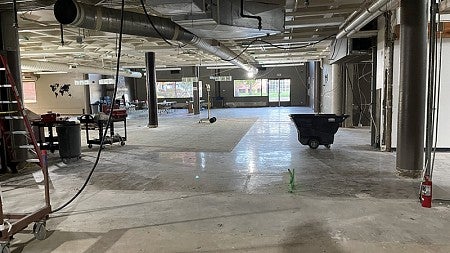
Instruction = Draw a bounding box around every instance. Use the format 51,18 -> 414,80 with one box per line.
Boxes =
268,79 -> 291,106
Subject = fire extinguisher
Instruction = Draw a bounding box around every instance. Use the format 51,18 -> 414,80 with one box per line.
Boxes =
420,176 -> 432,208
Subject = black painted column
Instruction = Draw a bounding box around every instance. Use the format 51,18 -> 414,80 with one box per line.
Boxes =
145,52 -> 158,128
1,10 -> 27,167
396,0 -> 427,177
314,61 -> 322,113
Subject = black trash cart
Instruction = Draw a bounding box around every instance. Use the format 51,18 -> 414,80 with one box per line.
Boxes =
289,114 -> 348,149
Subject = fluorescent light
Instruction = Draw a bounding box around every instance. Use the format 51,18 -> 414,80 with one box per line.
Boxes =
155,67 -> 181,71
206,66 -> 240,70
262,63 -> 305,68
35,71 -> 68,74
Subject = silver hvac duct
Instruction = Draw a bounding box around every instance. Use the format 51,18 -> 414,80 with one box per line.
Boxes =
21,59 -> 143,78
337,0 -> 397,39
53,0 -> 258,74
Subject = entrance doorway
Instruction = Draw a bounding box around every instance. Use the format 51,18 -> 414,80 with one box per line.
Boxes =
268,79 -> 291,106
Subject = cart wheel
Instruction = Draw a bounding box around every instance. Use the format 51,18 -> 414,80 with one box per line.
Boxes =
33,222 -> 47,241
120,141 -> 125,146
325,144 -> 331,149
88,144 -> 93,149
308,139 -> 320,149
0,244 -> 10,253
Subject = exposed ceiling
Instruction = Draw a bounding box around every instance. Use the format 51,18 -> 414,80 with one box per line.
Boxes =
0,0 -> 367,73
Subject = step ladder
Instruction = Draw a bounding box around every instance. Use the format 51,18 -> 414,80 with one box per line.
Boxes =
0,54 -> 44,170
0,53 -> 51,249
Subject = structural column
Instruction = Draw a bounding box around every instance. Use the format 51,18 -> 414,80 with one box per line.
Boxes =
382,11 -> 394,152
145,52 -> 158,128
314,61 -> 322,113
331,64 -> 343,115
343,64 -> 354,127
396,0 -> 427,177
370,44 -> 379,148
1,10 -> 27,168
193,66 -> 200,115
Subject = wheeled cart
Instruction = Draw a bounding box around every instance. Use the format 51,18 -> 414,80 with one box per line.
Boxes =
79,114 -> 127,149
289,114 -> 348,149
0,165 -> 51,252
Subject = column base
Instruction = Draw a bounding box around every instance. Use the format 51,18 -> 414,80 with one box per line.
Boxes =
147,124 -> 158,128
396,167 -> 422,178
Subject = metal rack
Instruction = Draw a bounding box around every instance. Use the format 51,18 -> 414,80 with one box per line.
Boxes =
79,114 -> 127,149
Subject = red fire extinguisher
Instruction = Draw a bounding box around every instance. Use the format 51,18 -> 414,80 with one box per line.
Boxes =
420,176 -> 432,208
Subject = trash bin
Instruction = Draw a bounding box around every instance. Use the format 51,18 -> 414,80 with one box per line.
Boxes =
56,121 -> 81,161
90,103 -> 100,114
289,114 -> 348,149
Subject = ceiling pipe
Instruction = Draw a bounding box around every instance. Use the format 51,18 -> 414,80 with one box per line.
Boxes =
337,0 -> 395,39
21,59 -> 143,78
53,0 -> 258,74
339,10 -> 360,30
347,0 -> 399,37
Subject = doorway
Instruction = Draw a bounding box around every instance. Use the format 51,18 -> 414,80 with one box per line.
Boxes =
268,79 -> 291,106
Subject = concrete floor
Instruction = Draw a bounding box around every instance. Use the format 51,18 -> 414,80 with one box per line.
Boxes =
1,107 -> 450,253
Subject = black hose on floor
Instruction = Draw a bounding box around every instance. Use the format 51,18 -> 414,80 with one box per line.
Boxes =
51,0 -> 125,214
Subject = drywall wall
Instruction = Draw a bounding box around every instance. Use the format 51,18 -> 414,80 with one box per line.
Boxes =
320,59 -> 333,113
25,72 -> 87,115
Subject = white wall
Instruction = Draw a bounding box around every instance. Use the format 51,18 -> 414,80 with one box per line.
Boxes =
432,38 -> 450,147
391,40 -> 400,148
25,73 -> 87,115
377,16 -> 388,148
88,74 -> 103,104
377,17 -> 450,148
320,59 -> 333,113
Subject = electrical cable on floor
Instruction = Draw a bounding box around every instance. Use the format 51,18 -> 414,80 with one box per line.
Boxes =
50,0 -> 126,214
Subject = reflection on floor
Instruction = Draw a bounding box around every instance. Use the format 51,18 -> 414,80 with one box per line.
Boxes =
1,107 -> 450,253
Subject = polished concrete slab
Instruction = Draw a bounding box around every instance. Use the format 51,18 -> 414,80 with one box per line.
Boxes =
1,107 -> 450,253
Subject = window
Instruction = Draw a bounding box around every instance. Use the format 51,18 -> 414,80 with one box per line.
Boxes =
157,82 -> 176,98
23,81 -> 37,103
233,79 -> 268,97
156,81 -> 202,98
